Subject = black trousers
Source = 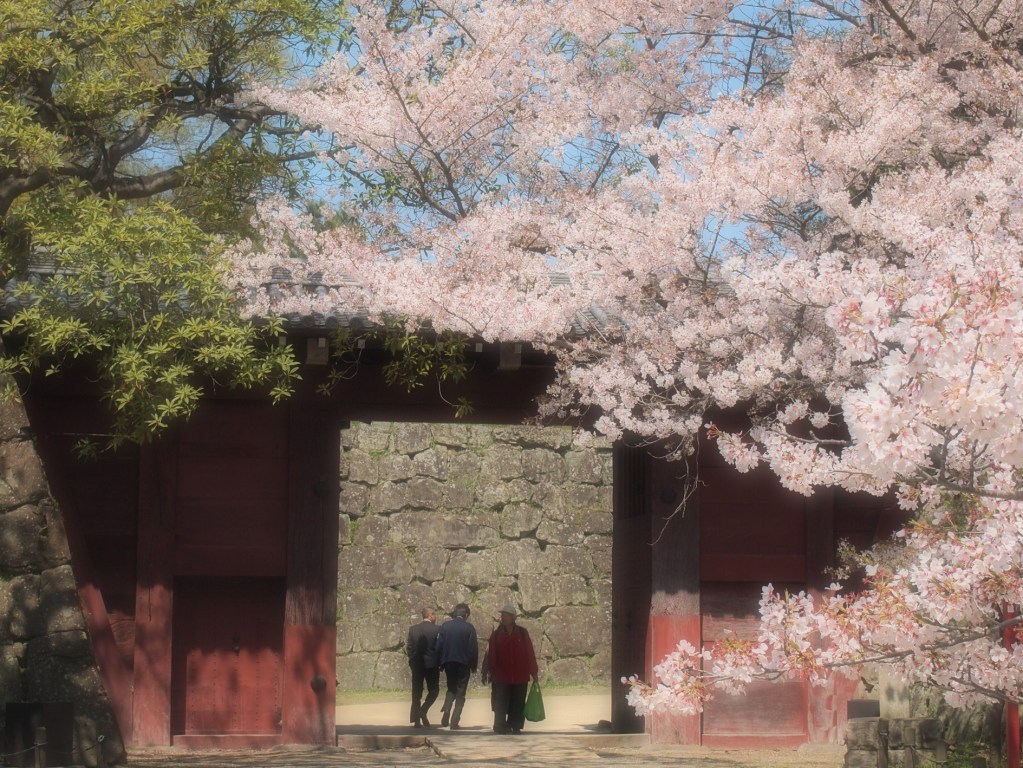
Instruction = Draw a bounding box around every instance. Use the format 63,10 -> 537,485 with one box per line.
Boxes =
440,663 -> 472,726
410,664 -> 440,723
491,681 -> 528,732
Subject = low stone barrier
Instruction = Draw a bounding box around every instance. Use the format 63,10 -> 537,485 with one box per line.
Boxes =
845,717 -> 946,768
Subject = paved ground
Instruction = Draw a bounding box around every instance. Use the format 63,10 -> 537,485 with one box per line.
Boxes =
336,690 -> 614,733
125,693 -> 847,768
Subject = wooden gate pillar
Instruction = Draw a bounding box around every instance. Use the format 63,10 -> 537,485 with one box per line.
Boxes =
647,455 -> 701,744
132,439 -> 177,746
611,444 -> 651,734
281,406 -> 341,744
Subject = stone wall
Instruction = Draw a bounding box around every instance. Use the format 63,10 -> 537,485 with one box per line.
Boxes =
0,394 -> 123,766
337,422 -> 614,690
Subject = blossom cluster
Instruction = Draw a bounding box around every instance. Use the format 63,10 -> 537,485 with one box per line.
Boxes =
226,0 -> 1023,711
627,499 -> 1023,711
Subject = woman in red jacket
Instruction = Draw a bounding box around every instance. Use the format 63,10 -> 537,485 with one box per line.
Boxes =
483,603 -> 538,734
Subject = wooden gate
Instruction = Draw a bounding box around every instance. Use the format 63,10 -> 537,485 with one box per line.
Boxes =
171,577 -> 286,737
699,463 -> 810,748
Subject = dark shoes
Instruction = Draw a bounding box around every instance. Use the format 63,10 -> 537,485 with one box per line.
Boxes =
440,711 -> 450,728
420,714 -> 431,728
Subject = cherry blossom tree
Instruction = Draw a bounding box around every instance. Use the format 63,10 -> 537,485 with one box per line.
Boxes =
227,0 -> 1023,716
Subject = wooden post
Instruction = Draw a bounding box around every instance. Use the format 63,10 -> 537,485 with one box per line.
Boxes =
904,725 -> 917,768
647,455 -> 700,745
877,718 -> 889,768
281,404 -> 339,744
33,726 -> 46,768
1005,606 -> 1020,768
611,443 -> 652,735
95,735 -> 108,768
806,487 -> 842,743
132,439 -> 177,746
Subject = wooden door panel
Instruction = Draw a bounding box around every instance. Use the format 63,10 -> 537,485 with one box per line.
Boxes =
701,581 -> 809,745
702,680 -> 808,745
701,581 -> 805,641
695,462 -> 806,572
172,578 -> 285,735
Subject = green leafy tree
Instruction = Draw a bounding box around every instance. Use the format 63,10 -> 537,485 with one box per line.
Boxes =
323,317 -> 474,418
0,0 -> 343,443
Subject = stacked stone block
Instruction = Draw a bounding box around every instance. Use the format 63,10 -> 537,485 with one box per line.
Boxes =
0,394 -> 123,766
337,422 -> 613,690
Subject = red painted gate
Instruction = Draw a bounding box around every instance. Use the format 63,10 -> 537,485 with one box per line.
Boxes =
699,464 -> 811,748
171,577 -> 286,737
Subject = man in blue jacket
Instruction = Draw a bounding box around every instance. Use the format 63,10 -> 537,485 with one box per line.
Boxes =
434,602 -> 478,729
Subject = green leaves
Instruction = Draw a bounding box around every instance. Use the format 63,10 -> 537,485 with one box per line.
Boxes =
0,0 -> 346,444
379,324 -> 469,392
2,192 -> 300,445
318,317 -> 473,416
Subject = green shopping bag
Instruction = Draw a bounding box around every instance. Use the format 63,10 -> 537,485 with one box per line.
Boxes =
524,681 -> 545,722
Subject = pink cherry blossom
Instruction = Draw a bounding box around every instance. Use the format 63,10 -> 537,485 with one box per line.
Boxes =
227,0 -> 1023,712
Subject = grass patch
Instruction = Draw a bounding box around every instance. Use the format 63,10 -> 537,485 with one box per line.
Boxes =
540,683 -> 610,696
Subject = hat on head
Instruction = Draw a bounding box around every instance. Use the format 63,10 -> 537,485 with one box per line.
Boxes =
499,603 -> 517,616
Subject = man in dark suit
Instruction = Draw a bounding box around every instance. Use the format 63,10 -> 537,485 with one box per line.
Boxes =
406,606 -> 441,728
435,602 -> 478,729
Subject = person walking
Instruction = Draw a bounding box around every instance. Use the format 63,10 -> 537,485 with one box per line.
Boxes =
435,602 -> 478,729
406,606 -> 441,728
483,603 -> 538,734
